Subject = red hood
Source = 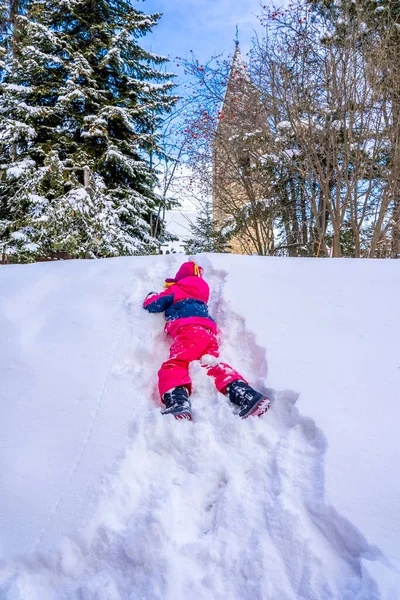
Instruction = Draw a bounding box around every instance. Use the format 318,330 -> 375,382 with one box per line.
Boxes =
175,275 -> 209,304
174,261 -> 203,281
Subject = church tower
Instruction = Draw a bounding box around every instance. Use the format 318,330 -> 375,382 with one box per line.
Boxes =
212,41 -> 274,255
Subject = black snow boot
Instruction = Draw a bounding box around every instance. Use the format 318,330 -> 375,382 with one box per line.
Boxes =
161,386 -> 192,420
226,380 -> 271,419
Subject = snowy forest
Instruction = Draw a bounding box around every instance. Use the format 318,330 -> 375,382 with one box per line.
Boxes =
1,0 -> 400,261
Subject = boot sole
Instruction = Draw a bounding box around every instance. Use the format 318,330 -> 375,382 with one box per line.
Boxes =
174,412 -> 192,421
242,397 -> 271,419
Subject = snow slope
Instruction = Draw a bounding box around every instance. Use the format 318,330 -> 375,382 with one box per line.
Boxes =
0,255 -> 399,600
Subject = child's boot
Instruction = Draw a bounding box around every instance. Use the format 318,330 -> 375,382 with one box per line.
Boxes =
226,380 -> 270,418
161,386 -> 192,420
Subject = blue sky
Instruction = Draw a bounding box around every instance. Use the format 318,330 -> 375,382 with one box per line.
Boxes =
138,0 -> 265,64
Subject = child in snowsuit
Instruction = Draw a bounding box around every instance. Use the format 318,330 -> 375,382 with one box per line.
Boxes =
143,260 -> 270,420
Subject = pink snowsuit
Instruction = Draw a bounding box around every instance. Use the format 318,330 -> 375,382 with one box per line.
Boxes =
143,262 -> 245,399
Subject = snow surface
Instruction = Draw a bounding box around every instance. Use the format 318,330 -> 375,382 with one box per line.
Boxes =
0,255 -> 400,599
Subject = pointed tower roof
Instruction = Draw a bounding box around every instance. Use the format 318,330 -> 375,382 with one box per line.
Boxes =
216,41 -> 257,135
223,42 -> 252,104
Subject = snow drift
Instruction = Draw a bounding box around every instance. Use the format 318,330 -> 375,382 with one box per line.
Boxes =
0,254 -> 399,599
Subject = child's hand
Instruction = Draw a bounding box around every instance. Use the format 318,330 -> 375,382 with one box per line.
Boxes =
145,292 -> 157,300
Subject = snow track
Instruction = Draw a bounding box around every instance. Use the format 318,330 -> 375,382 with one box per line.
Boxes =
0,256 -> 398,599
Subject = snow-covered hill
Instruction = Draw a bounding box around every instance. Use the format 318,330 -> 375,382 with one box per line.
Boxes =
1,255 -> 399,600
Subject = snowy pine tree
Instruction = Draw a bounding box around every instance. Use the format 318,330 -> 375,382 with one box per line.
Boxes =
183,199 -> 231,254
0,0 -> 177,261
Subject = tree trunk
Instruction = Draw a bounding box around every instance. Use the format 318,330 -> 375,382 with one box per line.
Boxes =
391,97 -> 400,258
289,178 -> 299,255
332,232 -> 341,257
9,0 -> 21,162
300,182 -> 307,246
392,194 -> 400,258
10,0 -> 20,59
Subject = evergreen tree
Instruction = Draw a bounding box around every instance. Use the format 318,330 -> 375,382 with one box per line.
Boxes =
183,199 -> 231,254
0,0 -> 177,261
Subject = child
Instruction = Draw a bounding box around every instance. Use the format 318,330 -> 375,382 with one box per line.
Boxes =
143,260 -> 270,421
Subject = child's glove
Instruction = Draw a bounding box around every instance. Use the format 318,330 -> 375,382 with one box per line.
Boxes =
164,278 -> 176,289
145,292 -> 157,300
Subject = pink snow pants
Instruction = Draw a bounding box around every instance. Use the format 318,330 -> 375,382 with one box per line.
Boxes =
158,324 -> 246,399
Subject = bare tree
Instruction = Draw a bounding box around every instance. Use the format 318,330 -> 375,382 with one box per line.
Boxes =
169,0 -> 399,258
253,1 -> 393,257
177,49 -> 279,255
